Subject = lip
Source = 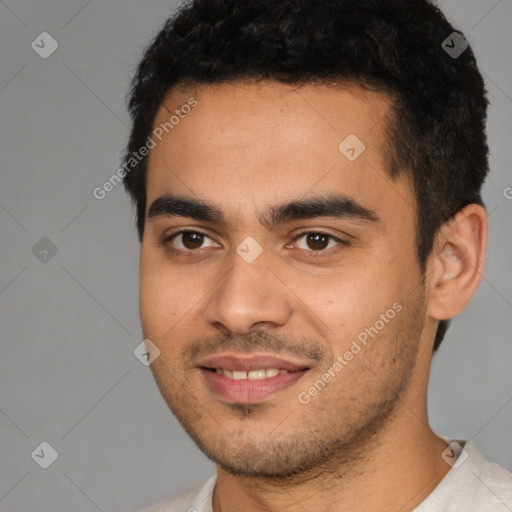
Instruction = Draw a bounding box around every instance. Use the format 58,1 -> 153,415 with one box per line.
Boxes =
198,353 -> 311,404
198,353 -> 310,372
200,368 -> 308,404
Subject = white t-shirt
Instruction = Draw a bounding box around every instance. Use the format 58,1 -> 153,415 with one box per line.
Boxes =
142,440 -> 512,511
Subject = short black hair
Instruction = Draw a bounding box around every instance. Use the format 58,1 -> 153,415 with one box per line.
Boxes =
123,0 -> 489,352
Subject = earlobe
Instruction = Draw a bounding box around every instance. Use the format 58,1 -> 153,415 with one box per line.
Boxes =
426,204 -> 488,321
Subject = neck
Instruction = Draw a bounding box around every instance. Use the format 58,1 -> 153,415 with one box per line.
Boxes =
213,390 -> 450,512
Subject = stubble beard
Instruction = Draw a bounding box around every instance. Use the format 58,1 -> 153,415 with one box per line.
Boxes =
150,291 -> 425,483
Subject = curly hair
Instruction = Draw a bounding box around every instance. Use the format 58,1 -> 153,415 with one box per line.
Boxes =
123,0 -> 489,352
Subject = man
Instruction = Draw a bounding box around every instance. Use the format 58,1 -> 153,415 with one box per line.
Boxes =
122,0 -> 512,510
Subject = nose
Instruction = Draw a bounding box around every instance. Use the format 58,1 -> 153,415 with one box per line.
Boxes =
203,245 -> 293,335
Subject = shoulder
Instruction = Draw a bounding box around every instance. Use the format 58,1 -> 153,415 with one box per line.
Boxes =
473,443 -> 512,508
141,475 -> 216,512
415,440 -> 512,511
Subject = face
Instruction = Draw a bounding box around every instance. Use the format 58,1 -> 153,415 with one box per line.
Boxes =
139,80 -> 428,478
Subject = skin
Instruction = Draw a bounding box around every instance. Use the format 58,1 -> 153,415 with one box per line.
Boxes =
139,79 -> 487,511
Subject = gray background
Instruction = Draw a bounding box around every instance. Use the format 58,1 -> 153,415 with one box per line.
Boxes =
0,0 -> 510,511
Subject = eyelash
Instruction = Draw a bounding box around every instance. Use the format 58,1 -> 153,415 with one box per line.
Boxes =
163,229 -> 348,257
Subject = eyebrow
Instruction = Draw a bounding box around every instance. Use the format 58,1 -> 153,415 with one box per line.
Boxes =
147,192 -> 380,230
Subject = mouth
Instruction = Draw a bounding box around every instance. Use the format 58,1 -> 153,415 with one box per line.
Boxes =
198,353 -> 311,404
207,367 -> 290,380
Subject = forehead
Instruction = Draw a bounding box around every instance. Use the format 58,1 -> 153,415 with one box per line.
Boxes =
152,79 -> 391,160
145,79 -> 414,227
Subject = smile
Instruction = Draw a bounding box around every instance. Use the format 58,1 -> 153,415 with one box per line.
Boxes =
212,368 -> 289,380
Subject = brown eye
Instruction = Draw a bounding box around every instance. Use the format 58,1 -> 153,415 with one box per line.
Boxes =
294,231 -> 345,253
305,233 -> 330,250
181,232 -> 204,250
166,230 -> 218,252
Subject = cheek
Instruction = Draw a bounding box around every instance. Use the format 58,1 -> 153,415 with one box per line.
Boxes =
140,277 -> 181,339
139,249 -> 212,341
139,249 -> 177,339
293,263 -> 406,345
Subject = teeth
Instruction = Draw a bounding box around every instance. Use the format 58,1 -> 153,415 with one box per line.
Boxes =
248,369 -> 266,380
215,368 -> 286,380
215,368 -> 233,379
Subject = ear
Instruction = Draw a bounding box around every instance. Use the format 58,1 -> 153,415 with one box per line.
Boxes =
426,204 -> 488,321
